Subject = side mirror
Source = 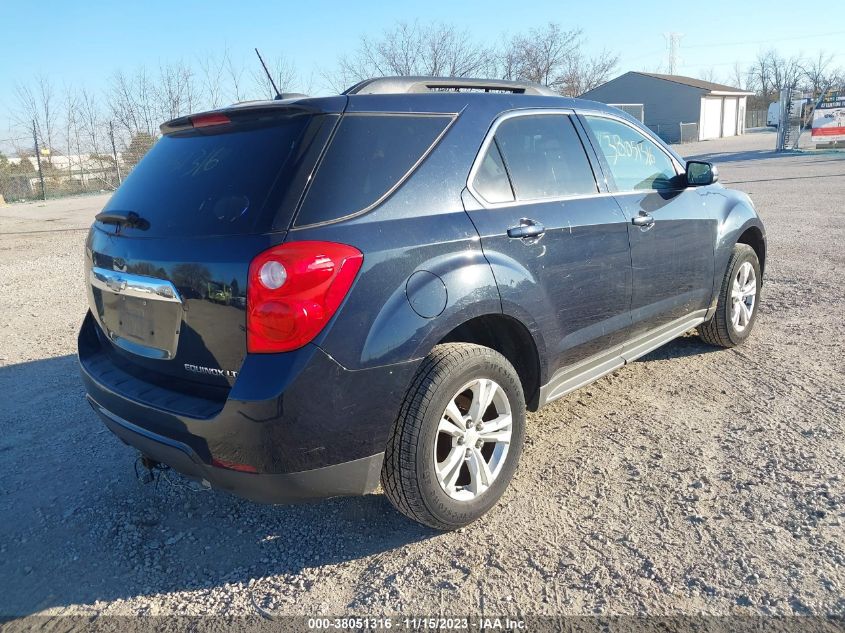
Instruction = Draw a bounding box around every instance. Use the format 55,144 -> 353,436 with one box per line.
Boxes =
686,160 -> 718,186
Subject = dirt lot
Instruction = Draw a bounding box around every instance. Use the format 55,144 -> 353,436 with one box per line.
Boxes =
1,130 -> 843,622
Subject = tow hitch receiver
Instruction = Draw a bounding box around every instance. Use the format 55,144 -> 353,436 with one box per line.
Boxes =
136,455 -> 168,485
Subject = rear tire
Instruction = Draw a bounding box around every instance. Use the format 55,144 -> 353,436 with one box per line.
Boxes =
698,243 -> 762,348
381,343 -> 526,531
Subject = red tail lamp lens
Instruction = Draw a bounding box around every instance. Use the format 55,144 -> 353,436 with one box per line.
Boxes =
247,241 -> 363,353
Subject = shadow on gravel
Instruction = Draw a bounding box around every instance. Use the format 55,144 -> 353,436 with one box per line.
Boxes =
637,333 -> 721,362
0,334 -> 729,616
724,172 -> 845,185
0,355 -> 436,617
685,149 -> 793,164
687,148 -> 845,165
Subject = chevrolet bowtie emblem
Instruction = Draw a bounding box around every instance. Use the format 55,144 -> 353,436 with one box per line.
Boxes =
106,277 -> 127,293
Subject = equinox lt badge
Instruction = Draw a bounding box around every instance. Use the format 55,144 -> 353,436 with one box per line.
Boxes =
184,364 -> 238,379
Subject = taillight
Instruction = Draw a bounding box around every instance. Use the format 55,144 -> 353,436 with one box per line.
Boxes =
191,113 -> 231,128
247,241 -> 363,353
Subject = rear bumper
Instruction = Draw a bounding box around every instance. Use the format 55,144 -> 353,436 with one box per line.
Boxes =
78,311 -> 419,501
90,398 -> 383,502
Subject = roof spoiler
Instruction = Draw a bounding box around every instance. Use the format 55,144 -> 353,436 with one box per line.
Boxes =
344,76 -> 558,97
159,99 -> 340,135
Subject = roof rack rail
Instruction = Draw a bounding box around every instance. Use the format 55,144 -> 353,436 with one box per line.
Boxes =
343,76 -> 558,97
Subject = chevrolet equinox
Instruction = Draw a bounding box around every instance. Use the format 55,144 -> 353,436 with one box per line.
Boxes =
79,77 -> 766,530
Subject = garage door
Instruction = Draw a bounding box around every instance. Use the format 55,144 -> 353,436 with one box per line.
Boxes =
701,97 -> 723,140
722,98 -> 738,137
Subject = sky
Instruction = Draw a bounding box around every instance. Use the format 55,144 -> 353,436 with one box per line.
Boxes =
1,0 -> 844,150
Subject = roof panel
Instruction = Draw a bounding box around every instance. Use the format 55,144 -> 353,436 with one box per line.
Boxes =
633,72 -> 753,94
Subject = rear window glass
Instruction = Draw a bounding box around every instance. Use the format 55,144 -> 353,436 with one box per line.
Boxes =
100,113 -> 330,237
295,114 -> 452,226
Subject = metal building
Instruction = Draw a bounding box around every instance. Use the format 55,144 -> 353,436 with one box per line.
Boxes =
580,72 -> 754,143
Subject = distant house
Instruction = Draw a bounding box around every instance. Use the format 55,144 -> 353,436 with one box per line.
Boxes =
8,153 -> 121,172
580,72 -> 754,143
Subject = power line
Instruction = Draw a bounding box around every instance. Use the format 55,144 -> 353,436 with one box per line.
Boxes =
682,30 -> 845,50
625,30 -> 845,71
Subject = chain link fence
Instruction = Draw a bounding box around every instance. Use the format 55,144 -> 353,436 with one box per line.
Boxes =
0,122 -> 151,204
648,122 -> 699,144
679,122 -> 699,144
0,153 -> 121,202
745,109 -> 768,128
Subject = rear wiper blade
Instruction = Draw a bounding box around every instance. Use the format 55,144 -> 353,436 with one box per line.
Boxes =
95,210 -> 150,231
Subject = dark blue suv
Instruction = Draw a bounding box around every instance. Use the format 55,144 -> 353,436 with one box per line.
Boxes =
79,77 -> 766,530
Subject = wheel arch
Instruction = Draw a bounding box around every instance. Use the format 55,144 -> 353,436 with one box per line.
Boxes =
736,224 -> 766,277
713,193 -> 767,299
438,313 -> 542,411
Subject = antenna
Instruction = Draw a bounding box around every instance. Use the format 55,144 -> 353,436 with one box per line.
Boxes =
254,48 -> 281,99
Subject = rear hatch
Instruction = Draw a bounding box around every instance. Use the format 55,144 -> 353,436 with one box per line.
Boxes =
85,100 -> 342,396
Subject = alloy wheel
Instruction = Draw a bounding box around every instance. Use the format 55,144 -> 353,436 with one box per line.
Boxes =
731,261 -> 757,332
433,378 -> 513,501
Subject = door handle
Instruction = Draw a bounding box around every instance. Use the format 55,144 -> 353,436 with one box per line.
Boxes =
507,218 -> 546,239
632,212 -> 655,228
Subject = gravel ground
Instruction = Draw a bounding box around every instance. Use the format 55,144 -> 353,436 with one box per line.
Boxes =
0,130 -> 843,622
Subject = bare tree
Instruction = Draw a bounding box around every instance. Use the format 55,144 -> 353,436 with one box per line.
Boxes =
108,67 -> 157,140
421,22 -> 495,77
199,51 -> 227,109
154,61 -> 199,122
78,87 -> 116,186
802,50 -> 842,96
224,49 -> 247,102
499,23 -> 581,91
250,53 -> 298,98
752,49 -> 804,98
643,61 -> 670,74
328,21 -> 492,91
322,64 -> 359,95
61,87 -> 86,184
79,88 -> 104,153
300,70 -> 318,96
698,67 -> 719,84
558,48 -> 619,96
749,51 -> 773,98
497,24 -> 617,96
729,61 -> 747,90
15,75 -> 57,165
771,51 -> 804,93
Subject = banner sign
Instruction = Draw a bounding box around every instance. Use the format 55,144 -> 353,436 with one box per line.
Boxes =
812,90 -> 845,143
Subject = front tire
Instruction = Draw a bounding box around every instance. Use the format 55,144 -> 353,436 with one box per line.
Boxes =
698,243 -> 762,347
381,343 -> 526,531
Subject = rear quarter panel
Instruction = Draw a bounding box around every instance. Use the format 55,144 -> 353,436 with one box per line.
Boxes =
289,107 -> 503,371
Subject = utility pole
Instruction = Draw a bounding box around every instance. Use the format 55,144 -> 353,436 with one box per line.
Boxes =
32,120 -> 46,200
109,120 -> 122,186
663,32 -> 683,75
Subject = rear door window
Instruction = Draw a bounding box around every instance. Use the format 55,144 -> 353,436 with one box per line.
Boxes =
99,113 -> 333,237
294,114 -> 453,227
493,114 -> 598,201
472,141 -> 515,204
